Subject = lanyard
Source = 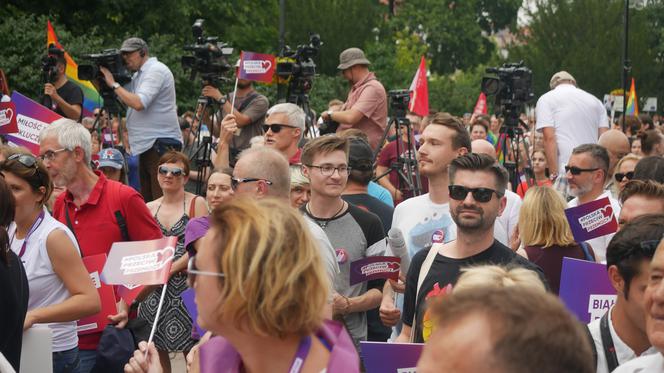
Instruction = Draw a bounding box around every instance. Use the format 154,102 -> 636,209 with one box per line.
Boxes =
16,211 -> 46,258
288,335 -> 312,373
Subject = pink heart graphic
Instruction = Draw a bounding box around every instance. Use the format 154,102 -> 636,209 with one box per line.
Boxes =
0,108 -> 13,126
600,206 -> 613,218
156,247 -> 175,267
261,60 -> 272,71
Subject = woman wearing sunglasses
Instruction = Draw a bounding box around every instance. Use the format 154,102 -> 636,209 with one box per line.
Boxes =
139,150 -> 208,373
518,186 -> 596,294
125,197 -> 359,373
0,154 -> 100,373
613,154 -> 640,195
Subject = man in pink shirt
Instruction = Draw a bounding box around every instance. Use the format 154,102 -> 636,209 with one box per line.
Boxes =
321,48 -> 387,150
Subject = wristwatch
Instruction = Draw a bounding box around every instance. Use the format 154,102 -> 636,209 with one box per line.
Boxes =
112,82 -> 121,90
218,96 -> 227,105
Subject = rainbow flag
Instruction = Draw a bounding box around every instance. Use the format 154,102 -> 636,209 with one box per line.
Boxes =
626,78 -> 638,116
47,20 -> 102,118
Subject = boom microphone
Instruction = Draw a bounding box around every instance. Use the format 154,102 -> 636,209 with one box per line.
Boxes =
388,228 -> 410,276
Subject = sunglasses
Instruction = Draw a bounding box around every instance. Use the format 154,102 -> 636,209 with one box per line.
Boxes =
187,256 -> 225,288
231,177 -> 273,190
158,165 -> 185,177
6,154 -> 42,178
448,185 -> 502,203
614,171 -> 634,182
565,165 -> 599,175
262,123 -> 297,134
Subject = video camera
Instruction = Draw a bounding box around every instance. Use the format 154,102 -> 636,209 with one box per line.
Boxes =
181,19 -> 233,87
389,90 -> 411,119
277,33 -> 322,96
78,49 -> 133,88
481,61 -> 534,127
42,44 -> 64,84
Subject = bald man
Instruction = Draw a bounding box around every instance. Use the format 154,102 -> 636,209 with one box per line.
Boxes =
599,129 -> 631,197
470,139 -> 522,247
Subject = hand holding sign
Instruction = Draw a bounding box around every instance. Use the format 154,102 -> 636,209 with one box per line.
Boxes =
350,256 -> 401,286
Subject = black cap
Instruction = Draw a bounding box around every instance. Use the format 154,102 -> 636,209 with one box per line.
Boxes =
348,138 -> 374,171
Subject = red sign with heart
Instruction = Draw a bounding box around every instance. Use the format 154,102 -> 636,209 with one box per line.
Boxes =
0,100 -> 18,134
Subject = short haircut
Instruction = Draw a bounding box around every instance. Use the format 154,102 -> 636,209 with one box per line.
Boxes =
637,130 -> 663,155
519,186 -> 575,247
619,179 -> 664,205
158,150 -> 191,176
267,103 -> 305,137
633,156 -> 664,184
237,147 -> 290,199
301,135 -> 349,167
454,265 -> 546,294
470,122 -> 488,134
337,128 -> 369,143
571,143 -> 610,181
209,197 -> 328,338
429,112 -> 472,151
348,167 -> 373,186
430,286 -> 593,373
449,153 -> 509,195
0,177 -> 15,264
40,118 -> 93,166
606,214 -> 664,298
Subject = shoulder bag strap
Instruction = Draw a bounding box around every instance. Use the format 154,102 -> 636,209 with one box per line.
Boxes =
410,243 -> 442,342
64,203 -> 83,252
600,311 -> 619,372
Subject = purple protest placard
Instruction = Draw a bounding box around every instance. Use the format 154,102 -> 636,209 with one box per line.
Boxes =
360,341 -> 423,373
181,288 -> 206,339
559,257 -> 616,323
350,256 -> 400,285
564,197 -> 618,242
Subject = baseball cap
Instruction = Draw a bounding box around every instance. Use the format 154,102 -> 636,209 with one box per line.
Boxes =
98,148 -> 124,170
337,48 -> 371,70
348,138 -> 374,171
549,71 -> 576,89
120,37 -> 148,53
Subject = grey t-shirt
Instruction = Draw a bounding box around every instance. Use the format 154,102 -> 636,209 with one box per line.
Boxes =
222,90 -> 269,154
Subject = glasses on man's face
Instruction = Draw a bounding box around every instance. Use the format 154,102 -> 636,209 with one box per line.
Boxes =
448,185 -> 502,203
262,123 -> 297,134
305,164 -> 351,176
158,165 -> 185,177
231,177 -> 273,191
614,171 -> 634,182
38,148 -> 69,162
565,165 -> 599,176
187,256 -> 225,288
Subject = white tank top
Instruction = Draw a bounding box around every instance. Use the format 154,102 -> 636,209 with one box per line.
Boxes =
8,212 -> 81,352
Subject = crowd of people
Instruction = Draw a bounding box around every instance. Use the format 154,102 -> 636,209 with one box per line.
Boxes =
2,36 -> 664,373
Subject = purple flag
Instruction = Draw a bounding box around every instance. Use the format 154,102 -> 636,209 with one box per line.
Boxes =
350,256 -> 400,285
360,341 -> 423,373
565,197 -> 618,242
559,257 -> 616,323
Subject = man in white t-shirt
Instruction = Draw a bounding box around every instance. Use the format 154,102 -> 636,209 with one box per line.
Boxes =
566,144 -> 621,262
379,112 -> 470,328
536,71 -> 609,179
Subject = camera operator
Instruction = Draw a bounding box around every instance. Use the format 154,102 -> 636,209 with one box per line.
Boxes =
321,48 -> 387,150
202,60 -> 269,161
42,51 -> 84,121
99,37 -> 182,202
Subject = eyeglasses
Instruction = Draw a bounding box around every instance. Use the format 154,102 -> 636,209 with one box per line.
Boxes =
158,165 -> 185,177
231,177 -> 273,190
6,154 -> 42,179
565,165 -> 599,175
448,185 -> 503,203
305,164 -> 351,176
614,171 -> 634,182
262,123 -> 298,133
38,148 -> 69,161
187,256 -> 225,288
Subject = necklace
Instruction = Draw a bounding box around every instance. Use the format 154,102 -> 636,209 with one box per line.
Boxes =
306,201 -> 346,229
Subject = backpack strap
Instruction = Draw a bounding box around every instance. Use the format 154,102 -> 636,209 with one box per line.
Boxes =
410,243 -> 444,342
585,324 -> 598,370
109,180 -> 130,242
236,92 -> 259,113
580,241 -> 595,261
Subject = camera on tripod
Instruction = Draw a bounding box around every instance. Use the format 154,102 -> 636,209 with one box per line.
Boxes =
42,44 -> 65,84
389,90 -> 411,119
481,61 -> 534,127
78,49 -> 133,88
181,19 -> 233,87
277,33 -> 322,95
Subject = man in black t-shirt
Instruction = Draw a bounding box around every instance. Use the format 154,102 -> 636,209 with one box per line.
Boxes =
392,153 -> 544,343
42,53 -> 84,121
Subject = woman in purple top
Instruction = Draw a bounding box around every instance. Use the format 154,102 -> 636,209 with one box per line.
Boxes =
519,186 -> 595,294
183,167 -> 234,256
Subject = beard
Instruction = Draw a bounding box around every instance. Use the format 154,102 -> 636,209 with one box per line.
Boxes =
237,81 -> 251,89
567,182 -> 593,197
452,204 -> 493,233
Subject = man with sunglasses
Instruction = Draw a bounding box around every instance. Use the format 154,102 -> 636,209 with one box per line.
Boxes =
599,130 -> 631,197
395,153 -> 543,343
99,37 -> 182,202
567,144 -> 622,262
261,103 -> 305,164
587,215 -> 664,373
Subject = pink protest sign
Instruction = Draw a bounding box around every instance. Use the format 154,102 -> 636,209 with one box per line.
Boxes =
0,99 -> 18,134
564,197 -> 618,242
4,91 -> 62,155
349,256 -> 400,285
238,51 -> 276,83
101,236 -> 177,286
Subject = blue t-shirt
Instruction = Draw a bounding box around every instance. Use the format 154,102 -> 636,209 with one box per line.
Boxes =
367,181 -> 394,207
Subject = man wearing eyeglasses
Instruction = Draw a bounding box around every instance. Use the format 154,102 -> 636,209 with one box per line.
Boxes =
566,144 -> 622,262
300,135 -> 387,351
587,214 -> 664,373
262,103 -> 305,164
394,153 -> 543,343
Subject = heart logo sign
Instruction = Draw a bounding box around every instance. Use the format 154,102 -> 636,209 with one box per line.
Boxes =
120,246 -> 176,275
600,206 -> 613,219
0,108 -> 13,127
244,60 -> 272,74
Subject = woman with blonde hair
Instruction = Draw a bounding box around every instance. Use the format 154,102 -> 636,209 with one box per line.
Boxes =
612,153 -> 641,194
125,197 -> 359,373
454,265 -> 546,294
519,186 -> 595,294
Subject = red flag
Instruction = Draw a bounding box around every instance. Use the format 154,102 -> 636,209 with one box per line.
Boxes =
473,92 -> 488,115
101,237 -> 177,286
409,56 -> 429,117
238,51 -> 276,83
